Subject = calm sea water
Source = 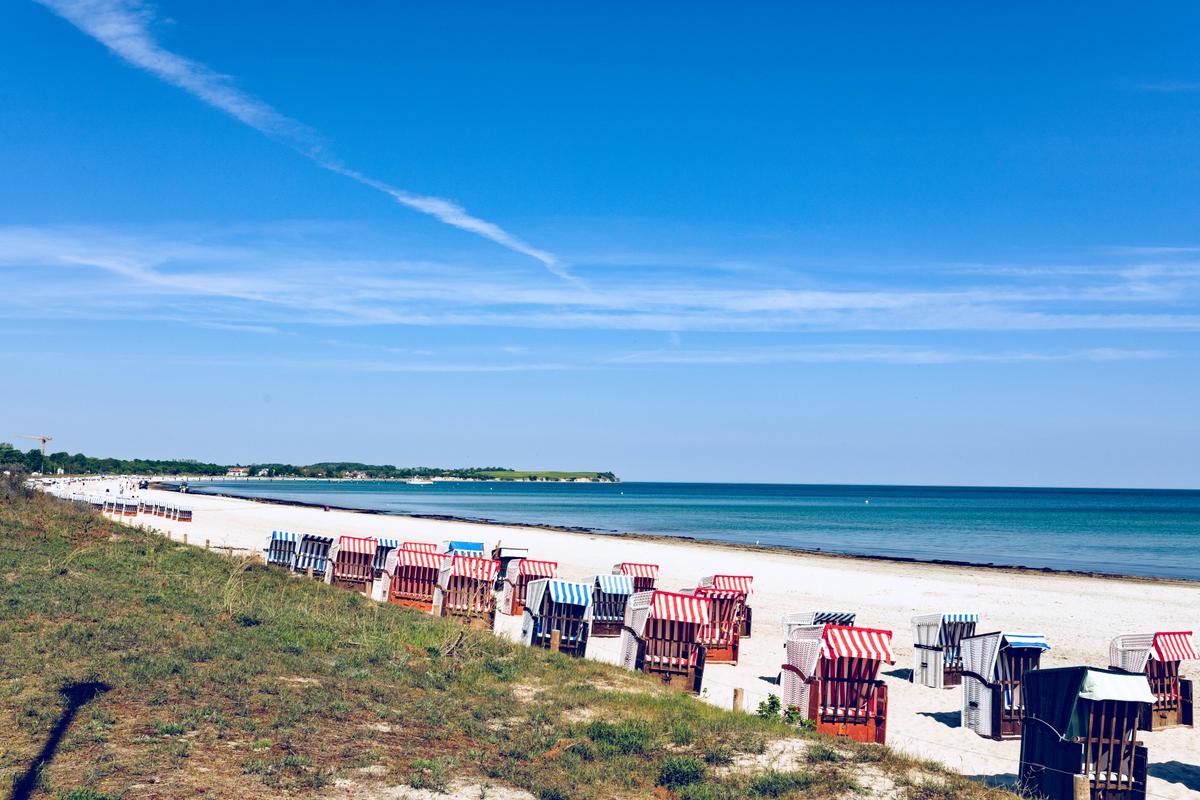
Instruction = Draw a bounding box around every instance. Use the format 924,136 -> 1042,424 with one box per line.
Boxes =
189,481 -> 1200,581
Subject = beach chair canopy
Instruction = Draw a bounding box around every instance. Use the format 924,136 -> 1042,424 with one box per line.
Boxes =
594,574 -> 634,595
1024,667 -> 1155,740
493,546 -> 529,560
517,559 -> 557,578
445,555 -> 499,581
785,611 -> 856,631
337,535 -> 378,555
616,562 -> 659,579
446,540 -> 485,555
648,590 -> 710,625
527,578 -> 593,612
403,541 -> 438,553
1151,631 -> 1199,662
820,625 -> 895,663
398,547 -> 446,569
701,574 -> 754,594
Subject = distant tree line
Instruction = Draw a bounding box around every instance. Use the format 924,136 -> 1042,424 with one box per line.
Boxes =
0,444 -> 616,482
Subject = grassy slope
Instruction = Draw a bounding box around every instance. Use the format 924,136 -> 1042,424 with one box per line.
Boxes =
0,479 -> 1015,800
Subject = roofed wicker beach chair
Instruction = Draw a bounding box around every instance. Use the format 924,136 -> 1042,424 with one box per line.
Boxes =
1109,631 -> 1196,731
293,534 -> 334,579
265,530 -> 298,568
613,562 -> 659,593
619,590 -> 710,693
123,499 -> 138,518
177,506 -> 192,522
1020,667 -> 1155,800
699,574 -> 754,638
500,558 -> 557,615
781,624 -> 894,744
590,573 -> 635,637
690,586 -> 747,665
912,612 -> 979,688
388,545 -> 446,612
520,578 -> 592,657
961,632 -> 1051,740
372,538 -> 399,577
433,554 -> 500,630
327,535 -> 378,593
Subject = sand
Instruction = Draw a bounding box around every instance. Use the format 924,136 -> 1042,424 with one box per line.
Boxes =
52,478 -> 1200,798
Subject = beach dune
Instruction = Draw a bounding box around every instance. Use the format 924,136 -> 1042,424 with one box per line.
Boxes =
67,478 -> 1200,798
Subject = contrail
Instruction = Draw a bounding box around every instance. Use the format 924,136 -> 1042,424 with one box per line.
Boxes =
34,0 -> 572,281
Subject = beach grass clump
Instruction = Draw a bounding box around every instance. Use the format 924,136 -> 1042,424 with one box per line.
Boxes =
0,474 -> 1018,799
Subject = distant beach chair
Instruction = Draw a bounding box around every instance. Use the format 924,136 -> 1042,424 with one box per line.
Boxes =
699,574 -> 754,638
501,558 -> 558,615
620,590 -> 710,693
265,530 -> 298,568
293,534 -> 334,579
433,554 -> 499,629
444,540 -> 486,556
177,507 -> 192,522
123,499 -> 138,518
590,573 -> 635,637
1109,631 -> 1196,731
1020,666 -> 1154,800
613,562 -> 659,593
961,632 -> 1051,740
912,612 -> 979,689
689,586 -> 747,665
781,624 -> 893,744
372,538 -> 399,577
521,578 -> 592,657
328,535 -> 378,593
388,546 -> 447,611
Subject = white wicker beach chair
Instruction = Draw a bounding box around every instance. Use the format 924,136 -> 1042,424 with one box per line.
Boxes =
520,578 -> 593,656
961,632 -> 1050,739
912,612 -> 979,689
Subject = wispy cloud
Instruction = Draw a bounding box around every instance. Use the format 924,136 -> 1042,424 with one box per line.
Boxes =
33,0 -> 569,280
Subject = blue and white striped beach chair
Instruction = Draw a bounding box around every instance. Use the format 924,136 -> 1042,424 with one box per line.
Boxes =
521,578 -> 593,657
373,538 -> 399,574
591,573 -> 634,637
266,530 -> 298,567
293,534 -> 334,578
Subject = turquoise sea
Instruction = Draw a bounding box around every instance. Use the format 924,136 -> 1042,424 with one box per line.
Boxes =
188,481 -> 1200,581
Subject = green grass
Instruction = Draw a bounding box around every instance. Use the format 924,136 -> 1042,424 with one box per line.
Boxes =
0,476 -> 1016,799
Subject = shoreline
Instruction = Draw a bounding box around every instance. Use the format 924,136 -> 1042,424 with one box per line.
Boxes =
175,483 -> 1198,588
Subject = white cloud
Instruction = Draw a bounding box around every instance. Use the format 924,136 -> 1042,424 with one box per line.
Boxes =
34,0 -> 568,280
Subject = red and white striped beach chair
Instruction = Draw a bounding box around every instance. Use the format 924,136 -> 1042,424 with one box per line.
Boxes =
620,590 -> 711,693
692,586 -> 746,665
613,562 -> 659,593
1110,631 -> 1196,730
781,624 -> 894,744
433,555 -> 500,629
699,574 -> 754,638
328,535 -> 378,593
388,546 -> 447,612
500,558 -> 557,615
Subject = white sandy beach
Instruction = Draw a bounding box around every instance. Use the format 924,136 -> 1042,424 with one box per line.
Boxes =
56,478 -> 1200,798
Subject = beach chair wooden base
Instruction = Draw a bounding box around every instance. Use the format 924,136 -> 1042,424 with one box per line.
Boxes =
641,666 -> 705,694
509,598 -> 526,616
943,667 -> 963,688
1141,675 -> 1193,731
390,594 -> 434,612
705,640 -> 739,666
809,682 -> 888,745
590,620 -> 623,638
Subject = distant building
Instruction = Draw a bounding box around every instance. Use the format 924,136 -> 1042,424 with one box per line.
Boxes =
227,467 -> 250,477
257,468 -> 271,477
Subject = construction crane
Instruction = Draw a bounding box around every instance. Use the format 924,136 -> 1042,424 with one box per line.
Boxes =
19,434 -> 53,456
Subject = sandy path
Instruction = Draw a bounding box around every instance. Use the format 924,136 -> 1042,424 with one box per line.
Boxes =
57,478 -> 1200,798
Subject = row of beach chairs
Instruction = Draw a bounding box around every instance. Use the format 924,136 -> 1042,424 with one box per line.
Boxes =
92,495 -> 193,521
256,531 -> 1194,800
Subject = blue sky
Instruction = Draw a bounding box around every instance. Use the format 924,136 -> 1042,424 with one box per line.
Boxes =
2,1 -> 1199,486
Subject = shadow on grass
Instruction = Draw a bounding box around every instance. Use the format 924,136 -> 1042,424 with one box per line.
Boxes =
12,681 -> 111,800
